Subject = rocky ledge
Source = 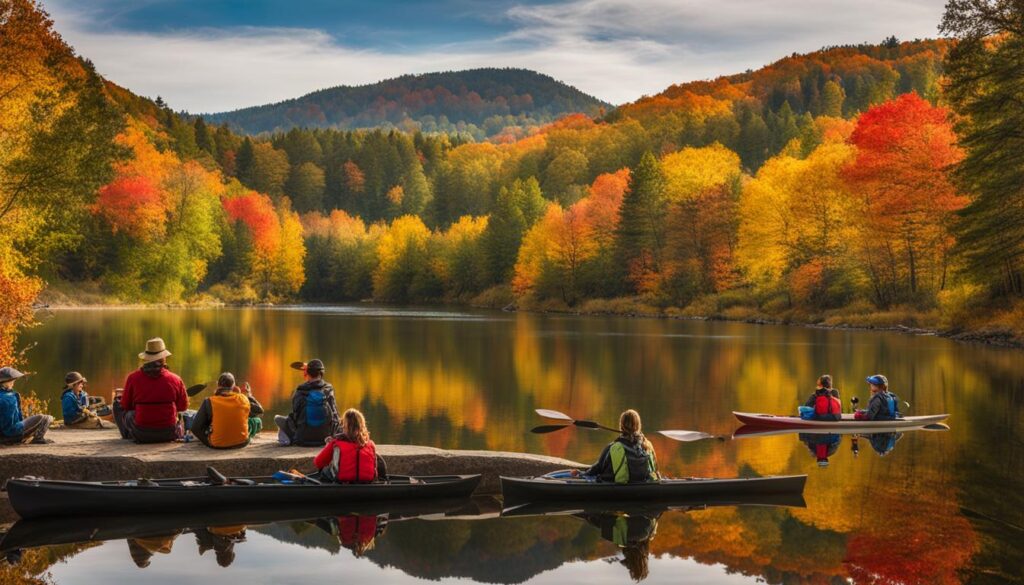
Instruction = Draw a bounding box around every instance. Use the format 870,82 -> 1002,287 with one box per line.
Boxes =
0,429 -> 584,497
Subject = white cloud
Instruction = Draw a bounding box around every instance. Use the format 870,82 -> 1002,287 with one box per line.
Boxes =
44,0 -> 946,113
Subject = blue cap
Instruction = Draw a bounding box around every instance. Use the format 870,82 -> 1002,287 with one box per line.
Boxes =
866,374 -> 888,386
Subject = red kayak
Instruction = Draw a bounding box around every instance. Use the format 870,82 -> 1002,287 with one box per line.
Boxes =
732,411 -> 949,430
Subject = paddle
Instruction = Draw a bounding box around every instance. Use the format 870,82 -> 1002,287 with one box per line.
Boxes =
535,409 -> 619,432
535,409 -> 725,442
531,424 -> 573,434
657,430 -> 725,442
186,383 -> 208,397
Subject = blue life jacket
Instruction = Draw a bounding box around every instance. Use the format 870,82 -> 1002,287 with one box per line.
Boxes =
0,388 -> 25,438
61,389 -> 86,423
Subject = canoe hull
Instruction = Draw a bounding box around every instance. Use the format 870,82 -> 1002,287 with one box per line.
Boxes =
5,474 -> 482,520
733,411 -> 949,429
500,474 -> 806,506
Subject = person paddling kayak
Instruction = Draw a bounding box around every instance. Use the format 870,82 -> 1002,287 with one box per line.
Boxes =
800,375 -> 842,421
855,374 -> 902,421
314,408 -> 387,482
189,373 -> 264,449
573,410 -> 659,483
275,359 -> 340,446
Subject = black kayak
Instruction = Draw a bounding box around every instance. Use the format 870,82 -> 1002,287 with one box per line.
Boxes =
501,474 -> 806,505
0,497 -> 489,553
501,491 -> 806,518
5,473 -> 482,520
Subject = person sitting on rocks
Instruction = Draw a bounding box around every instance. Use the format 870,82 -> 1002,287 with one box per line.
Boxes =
275,359 -> 340,446
115,338 -> 188,443
0,367 -> 53,445
61,371 -> 114,429
190,373 -> 264,449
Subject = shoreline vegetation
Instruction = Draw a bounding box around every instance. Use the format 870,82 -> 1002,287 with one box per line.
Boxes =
5,2 -> 1024,366
36,285 -> 1024,349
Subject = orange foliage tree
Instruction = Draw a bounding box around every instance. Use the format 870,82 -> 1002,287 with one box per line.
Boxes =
844,93 -> 966,306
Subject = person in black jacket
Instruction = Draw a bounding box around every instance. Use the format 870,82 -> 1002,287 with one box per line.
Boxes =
274,359 -> 340,446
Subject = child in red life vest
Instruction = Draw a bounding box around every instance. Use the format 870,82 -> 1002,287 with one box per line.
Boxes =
314,408 -> 387,483
803,374 -> 842,421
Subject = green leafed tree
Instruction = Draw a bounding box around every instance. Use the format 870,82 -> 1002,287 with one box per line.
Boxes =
614,151 -> 667,294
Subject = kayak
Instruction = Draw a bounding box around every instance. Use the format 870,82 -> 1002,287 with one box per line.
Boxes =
501,491 -> 806,517
500,474 -> 805,505
4,473 -> 482,520
0,497 -> 487,553
733,422 -> 950,438
733,411 -> 949,429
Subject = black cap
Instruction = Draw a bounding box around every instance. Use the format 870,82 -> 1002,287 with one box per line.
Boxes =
306,359 -> 325,374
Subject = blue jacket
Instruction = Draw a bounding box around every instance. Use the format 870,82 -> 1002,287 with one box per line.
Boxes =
0,388 -> 24,438
61,388 -> 88,423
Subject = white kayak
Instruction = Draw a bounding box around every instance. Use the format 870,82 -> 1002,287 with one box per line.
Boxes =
733,411 -> 949,430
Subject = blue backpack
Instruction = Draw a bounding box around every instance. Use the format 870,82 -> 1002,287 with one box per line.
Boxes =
306,390 -> 327,428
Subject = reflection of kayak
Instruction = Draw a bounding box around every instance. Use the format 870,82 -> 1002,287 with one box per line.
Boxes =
501,491 -> 806,517
733,422 -> 949,438
500,474 -> 806,505
6,474 -> 482,520
0,498 -> 481,553
733,411 -> 949,429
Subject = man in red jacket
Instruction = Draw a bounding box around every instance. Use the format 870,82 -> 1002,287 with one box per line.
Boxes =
115,337 -> 188,443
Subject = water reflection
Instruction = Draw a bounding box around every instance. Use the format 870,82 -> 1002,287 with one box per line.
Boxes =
11,306 -> 1024,582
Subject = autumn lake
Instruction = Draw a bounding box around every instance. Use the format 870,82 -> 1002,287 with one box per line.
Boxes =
4,306 -> 1022,584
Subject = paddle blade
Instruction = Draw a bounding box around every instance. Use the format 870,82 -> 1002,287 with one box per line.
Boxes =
658,430 -> 718,442
923,423 -> 950,431
186,383 -> 208,397
572,419 -> 601,429
535,409 -> 573,422
289,361 -> 306,371
530,424 -> 571,434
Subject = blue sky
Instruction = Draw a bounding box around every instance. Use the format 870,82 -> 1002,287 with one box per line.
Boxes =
45,0 -> 947,113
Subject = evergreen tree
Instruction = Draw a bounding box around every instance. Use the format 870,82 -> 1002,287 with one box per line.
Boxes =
194,118 -> 216,158
235,137 -> 254,182
483,184 -> 528,284
941,0 -> 1024,294
614,151 -> 667,293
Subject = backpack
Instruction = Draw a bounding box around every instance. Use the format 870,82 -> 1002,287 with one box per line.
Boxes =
614,439 -> 656,483
814,393 -> 842,421
306,390 -> 327,428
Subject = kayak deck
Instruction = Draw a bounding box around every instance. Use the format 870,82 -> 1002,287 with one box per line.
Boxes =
5,474 -> 482,520
501,474 -> 806,505
733,411 -> 949,429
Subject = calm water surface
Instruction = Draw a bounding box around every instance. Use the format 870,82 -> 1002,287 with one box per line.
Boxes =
2,306 -> 1021,583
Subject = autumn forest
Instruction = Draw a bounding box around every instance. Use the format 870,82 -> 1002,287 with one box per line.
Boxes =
3,1 -> 1024,365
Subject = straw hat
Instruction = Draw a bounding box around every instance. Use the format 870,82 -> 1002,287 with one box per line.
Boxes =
0,367 -> 26,384
138,338 -> 172,362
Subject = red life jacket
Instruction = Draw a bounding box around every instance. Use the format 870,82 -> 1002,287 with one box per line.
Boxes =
814,393 -> 841,418
338,515 -> 377,549
328,438 -> 377,483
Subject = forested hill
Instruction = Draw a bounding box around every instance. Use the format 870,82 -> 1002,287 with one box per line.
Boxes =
203,68 -> 611,139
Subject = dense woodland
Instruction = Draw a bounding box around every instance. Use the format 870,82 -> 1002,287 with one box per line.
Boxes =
203,68 -> 611,139
2,0 -> 1024,365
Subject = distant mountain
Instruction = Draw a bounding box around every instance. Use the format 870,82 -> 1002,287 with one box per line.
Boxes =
203,68 -> 611,139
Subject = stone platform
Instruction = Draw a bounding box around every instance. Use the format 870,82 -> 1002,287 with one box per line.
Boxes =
0,429 -> 584,498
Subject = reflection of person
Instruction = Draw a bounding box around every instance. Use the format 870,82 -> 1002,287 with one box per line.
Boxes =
801,375 -> 842,421
855,375 -> 902,421
312,515 -> 387,557
0,367 -> 53,444
190,373 -> 264,449
61,372 -> 113,429
275,359 -> 340,446
314,408 -> 387,481
799,433 -> 840,467
865,432 -> 903,456
116,338 -> 188,443
577,410 -> 659,483
126,531 -> 180,568
581,512 -> 659,582
194,525 -> 247,567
